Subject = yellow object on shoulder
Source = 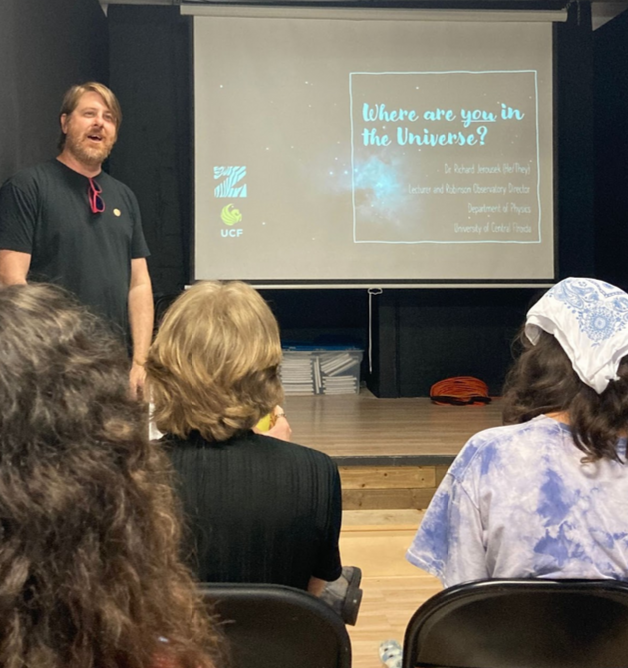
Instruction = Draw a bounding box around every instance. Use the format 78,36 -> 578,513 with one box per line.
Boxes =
256,413 -> 272,432
255,410 -> 278,432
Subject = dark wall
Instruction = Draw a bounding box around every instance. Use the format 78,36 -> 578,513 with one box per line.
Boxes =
107,4 -> 596,397
593,9 -> 628,289
370,288 -> 539,397
555,2 -> 595,279
108,6 -> 192,297
0,0 -> 107,185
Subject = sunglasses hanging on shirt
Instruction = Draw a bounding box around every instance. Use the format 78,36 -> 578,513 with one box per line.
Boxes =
88,177 -> 105,214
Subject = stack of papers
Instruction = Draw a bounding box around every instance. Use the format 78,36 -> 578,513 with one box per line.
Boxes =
281,349 -> 362,395
322,375 -> 358,394
320,352 -> 359,377
280,354 -> 314,395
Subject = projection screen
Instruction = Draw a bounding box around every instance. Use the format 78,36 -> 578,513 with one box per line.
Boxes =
186,7 -> 557,286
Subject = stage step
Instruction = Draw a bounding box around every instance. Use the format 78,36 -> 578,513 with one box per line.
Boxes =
339,464 -> 448,511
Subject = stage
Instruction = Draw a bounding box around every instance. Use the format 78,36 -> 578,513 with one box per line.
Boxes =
285,392 -> 504,509
286,391 -> 503,465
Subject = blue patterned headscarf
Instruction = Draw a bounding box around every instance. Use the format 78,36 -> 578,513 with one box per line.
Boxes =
525,277 -> 628,394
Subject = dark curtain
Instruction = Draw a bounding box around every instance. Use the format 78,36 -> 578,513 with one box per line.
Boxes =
594,10 -> 628,289
0,0 -> 107,185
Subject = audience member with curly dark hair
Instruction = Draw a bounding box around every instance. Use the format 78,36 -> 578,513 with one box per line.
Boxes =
0,283 -> 222,668
408,278 -> 628,587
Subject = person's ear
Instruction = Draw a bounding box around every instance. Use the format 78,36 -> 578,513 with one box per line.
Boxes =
60,113 -> 69,134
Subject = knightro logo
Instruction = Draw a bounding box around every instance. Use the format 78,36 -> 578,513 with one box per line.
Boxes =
214,166 -> 247,198
220,204 -> 243,237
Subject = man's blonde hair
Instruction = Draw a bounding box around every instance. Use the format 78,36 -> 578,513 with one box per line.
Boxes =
146,281 -> 284,442
58,82 -> 122,150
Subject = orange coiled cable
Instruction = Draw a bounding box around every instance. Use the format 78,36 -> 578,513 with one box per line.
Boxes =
430,376 -> 491,406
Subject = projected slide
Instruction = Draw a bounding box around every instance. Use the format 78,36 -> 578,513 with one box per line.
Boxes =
192,11 -> 554,283
351,71 -> 540,244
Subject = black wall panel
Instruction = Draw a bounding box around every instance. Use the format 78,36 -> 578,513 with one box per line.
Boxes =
555,1 -> 595,279
394,289 -> 538,396
0,0 -> 107,185
0,1 -> 20,183
594,10 -> 628,289
108,6 -> 193,297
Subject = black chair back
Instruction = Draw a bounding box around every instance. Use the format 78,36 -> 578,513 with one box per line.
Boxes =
403,578 -> 628,668
200,583 -> 351,668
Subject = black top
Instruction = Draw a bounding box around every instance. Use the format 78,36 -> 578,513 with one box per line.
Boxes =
165,430 -> 343,590
0,160 -> 149,338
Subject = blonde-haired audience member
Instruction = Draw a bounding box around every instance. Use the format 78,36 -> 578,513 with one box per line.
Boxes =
0,283 -> 222,668
146,281 -> 343,596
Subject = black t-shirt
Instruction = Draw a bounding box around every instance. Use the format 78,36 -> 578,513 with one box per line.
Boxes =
165,430 -> 343,590
0,159 -> 149,338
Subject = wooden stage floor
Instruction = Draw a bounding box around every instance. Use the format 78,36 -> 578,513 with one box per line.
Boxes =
284,392 -> 503,465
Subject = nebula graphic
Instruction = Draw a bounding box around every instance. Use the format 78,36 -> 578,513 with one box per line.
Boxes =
352,154 -> 420,230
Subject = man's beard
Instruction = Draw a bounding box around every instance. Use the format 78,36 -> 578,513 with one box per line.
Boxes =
64,132 -> 114,167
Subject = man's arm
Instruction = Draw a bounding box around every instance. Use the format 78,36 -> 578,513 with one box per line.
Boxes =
0,249 -> 31,285
128,257 -> 154,398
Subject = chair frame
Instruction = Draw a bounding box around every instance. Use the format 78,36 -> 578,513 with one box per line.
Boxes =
200,582 -> 351,668
403,578 -> 628,668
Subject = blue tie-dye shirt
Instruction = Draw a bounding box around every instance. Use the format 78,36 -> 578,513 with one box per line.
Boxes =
407,416 -> 628,587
